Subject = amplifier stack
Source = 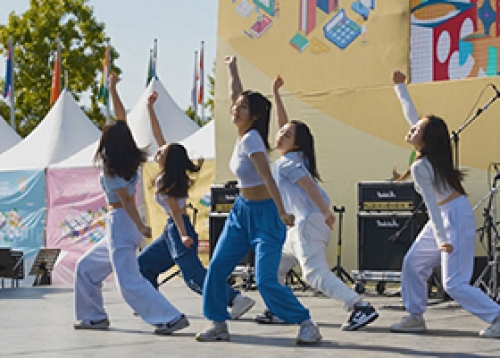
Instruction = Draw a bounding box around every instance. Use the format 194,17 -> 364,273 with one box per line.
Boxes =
354,181 -> 427,293
208,182 -> 254,267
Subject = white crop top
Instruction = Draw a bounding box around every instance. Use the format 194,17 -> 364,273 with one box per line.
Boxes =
229,129 -> 268,188
154,177 -> 187,215
395,83 -> 455,245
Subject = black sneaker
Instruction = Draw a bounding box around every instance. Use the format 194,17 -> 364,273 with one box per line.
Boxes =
254,309 -> 287,324
341,303 -> 379,331
155,314 -> 190,335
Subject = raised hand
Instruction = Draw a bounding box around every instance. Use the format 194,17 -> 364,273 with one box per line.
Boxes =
392,70 -> 406,84
224,55 -> 236,67
147,91 -> 159,107
273,75 -> 284,93
109,72 -> 120,88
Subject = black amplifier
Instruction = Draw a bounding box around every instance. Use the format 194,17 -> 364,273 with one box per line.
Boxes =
210,182 -> 239,213
358,181 -> 423,212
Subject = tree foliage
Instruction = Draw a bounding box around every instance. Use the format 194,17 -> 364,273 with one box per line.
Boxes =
0,0 -> 120,137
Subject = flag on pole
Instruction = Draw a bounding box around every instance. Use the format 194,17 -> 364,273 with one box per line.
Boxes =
191,51 -> 198,114
152,38 -> 157,79
3,41 -> 13,103
98,45 -> 109,105
146,49 -> 153,86
197,41 -> 204,105
49,40 -> 61,106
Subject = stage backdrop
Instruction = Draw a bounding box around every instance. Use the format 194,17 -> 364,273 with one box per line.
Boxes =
0,170 -> 46,283
46,168 -> 107,285
216,0 -> 500,272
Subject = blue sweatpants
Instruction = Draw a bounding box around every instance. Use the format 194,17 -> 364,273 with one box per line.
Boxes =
138,215 -> 239,305
203,196 -> 311,323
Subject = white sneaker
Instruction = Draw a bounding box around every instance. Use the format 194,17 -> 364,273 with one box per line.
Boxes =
296,321 -> 322,344
479,319 -> 500,338
390,315 -> 426,333
230,294 -> 255,320
195,321 -> 230,342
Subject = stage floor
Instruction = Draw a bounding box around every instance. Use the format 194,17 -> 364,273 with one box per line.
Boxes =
0,278 -> 498,357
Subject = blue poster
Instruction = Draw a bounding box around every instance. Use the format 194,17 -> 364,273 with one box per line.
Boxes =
0,170 -> 46,261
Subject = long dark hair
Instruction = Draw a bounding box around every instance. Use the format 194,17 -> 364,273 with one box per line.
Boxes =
156,143 -> 203,198
291,120 -> 321,181
240,90 -> 272,149
419,115 -> 466,195
94,120 -> 148,181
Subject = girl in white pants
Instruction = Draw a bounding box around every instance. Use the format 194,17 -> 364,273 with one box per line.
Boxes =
253,75 -> 378,331
391,70 -> 500,338
74,73 -> 188,335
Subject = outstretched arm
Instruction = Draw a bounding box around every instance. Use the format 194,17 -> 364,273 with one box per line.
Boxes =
296,176 -> 335,229
272,75 -> 289,129
109,73 -> 127,121
392,70 -> 419,126
147,91 -> 166,147
225,55 -> 243,103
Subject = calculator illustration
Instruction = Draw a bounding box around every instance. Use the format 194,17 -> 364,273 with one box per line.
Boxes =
323,9 -> 361,50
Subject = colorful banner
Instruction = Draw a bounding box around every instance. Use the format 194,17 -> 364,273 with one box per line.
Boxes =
46,168 -> 107,285
0,170 -> 46,282
410,0 -> 500,83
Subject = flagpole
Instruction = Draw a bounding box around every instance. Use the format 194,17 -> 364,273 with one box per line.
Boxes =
9,36 -> 15,129
199,41 -> 205,124
153,38 -> 157,79
192,50 -> 198,119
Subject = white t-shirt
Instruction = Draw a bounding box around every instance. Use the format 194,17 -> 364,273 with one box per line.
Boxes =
395,83 -> 454,245
273,151 -> 330,222
229,129 -> 268,188
154,176 -> 187,215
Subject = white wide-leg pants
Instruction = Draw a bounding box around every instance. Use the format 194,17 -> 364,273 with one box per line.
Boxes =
401,196 -> 500,323
278,212 -> 360,310
74,208 -> 181,325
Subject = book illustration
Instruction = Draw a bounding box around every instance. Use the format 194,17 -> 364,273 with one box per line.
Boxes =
253,0 -> 276,17
236,0 -> 254,18
251,14 -> 273,37
290,33 -> 310,52
352,1 -> 370,20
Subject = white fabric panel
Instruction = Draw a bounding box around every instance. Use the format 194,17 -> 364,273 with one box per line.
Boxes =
127,78 -> 199,156
0,90 -> 100,170
0,114 -> 21,154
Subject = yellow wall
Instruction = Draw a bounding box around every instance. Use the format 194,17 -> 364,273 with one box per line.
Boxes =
215,0 -> 500,272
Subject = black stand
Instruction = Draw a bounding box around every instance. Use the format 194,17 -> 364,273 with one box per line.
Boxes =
473,180 -> 500,300
285,268 -> 310,291
331,206 -> 355,285
158,203 -> 199,287
29,248 -> 60,286
451,85 -> 500,168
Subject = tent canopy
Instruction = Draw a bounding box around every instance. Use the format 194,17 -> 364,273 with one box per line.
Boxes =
0,90 -> 101,170
127,78 -> 199,156
180,120 -> 214,160
0,115 -> 21,154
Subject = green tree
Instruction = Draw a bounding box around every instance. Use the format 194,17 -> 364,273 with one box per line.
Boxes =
0,0 -> 120,137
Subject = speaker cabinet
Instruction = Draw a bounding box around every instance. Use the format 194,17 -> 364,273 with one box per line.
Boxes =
209,212 -> 254,266
358,211 -> 427,271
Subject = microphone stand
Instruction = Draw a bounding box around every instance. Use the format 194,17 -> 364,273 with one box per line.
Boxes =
451,86 -> 500,169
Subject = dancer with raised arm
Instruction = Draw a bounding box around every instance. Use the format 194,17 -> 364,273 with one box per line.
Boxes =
252,75 -> 378,331
73,73 -> 189,335
195,56 -> 322,344
390,70 -> 500,338
137,91 -> 255,320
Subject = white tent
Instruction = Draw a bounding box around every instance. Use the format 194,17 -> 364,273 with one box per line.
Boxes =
0,115 -> 21,154
127,78 -> 199,155
50,139 -> 98,168
0,90 -> 101,170
180,120 -> 215,160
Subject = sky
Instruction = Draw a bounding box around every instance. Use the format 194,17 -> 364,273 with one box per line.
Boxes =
0,0 -> 218,112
